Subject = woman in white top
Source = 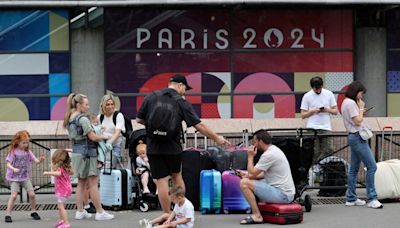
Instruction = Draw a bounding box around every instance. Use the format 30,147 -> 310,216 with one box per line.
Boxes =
341,81 -> 382,209
99,94 -> 126,168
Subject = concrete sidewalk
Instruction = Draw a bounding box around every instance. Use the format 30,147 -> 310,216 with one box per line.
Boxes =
1,191 -> 400,228
1,203 -> 400,228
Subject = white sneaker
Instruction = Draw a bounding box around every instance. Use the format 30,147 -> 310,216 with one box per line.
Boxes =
95,211 -> 115,220
367,200 -> 383,209
139,219 -> 152,228
75,210 -> 92,220
345,198 -> 366,206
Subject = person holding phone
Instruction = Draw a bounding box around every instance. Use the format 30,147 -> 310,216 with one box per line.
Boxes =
300,76 -> 338,163
341,81 -> 382,209
239,129 -> 295,225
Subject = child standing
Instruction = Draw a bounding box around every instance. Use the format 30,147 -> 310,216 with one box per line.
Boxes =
140,186 -> 194,228
43,149 -> 74,228
136,140 -> 153,194
5,130 -> 45,223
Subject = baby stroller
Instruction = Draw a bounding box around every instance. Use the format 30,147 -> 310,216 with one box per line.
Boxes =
265,128 -> 317,212
129,129 -> 159,212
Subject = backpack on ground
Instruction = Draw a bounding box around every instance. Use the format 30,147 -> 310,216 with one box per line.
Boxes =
146,90 -> 182,141
100,111 -> 133,149
318,161 -> 347,197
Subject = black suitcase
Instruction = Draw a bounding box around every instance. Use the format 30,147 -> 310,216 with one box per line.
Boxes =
182,148 -> 214,210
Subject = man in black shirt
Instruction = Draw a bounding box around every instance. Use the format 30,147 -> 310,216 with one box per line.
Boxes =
137,74 -> 229,223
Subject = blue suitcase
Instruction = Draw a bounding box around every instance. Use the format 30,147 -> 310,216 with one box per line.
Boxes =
200,169 -> 222,214
100,168 -> 133,210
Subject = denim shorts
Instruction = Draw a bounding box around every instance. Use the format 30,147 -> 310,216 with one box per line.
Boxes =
254,180 -> 294,204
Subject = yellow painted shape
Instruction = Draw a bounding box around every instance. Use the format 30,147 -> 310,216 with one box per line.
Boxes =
0,98 -> 29,121
254,103 -> 273,113
388,93 -> 400,117
49,12 -> 69,51
218,84 -> 231,103
294,72 -> 326,92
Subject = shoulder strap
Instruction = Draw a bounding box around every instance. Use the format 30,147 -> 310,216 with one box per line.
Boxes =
112,111 -> 119,126
100,114 -> 104,124
74,113 -> 85,126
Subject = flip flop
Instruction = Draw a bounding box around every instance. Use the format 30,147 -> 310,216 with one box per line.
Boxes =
240,216 -> 264,225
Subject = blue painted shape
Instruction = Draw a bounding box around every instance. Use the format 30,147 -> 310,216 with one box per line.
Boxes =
49,53 -> 70,73
0,74 -> 50,119
49,73 -> 70,108
0,10 -> 49,51
387,71 -> 400,92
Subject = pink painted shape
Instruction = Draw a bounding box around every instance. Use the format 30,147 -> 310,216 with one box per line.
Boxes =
186,72 -> 202,104
51,97 -> 67,120
233,72 -> 295,118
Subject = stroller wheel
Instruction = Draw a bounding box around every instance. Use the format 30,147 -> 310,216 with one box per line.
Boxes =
304,194 -> 312,212
140,202 -> 149,212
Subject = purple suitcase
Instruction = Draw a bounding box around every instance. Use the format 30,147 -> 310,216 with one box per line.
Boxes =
222,170 -> 250,214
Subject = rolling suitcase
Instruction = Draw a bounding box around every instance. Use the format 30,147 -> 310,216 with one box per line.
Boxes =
100,168 -> 133,210
258,202 -> 303,224
200,169 -> 222,214
222,170 -> 250,214
100,150 -> 133,210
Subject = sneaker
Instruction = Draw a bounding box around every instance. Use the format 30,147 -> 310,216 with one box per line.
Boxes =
59,223 -> 70,228
345,198 -> 366,206
139,218 -> 147,227
95,211 -> 114,221
367,199 -> 383,209
75,210 -> 92,220
84,203 -> 97,214
31,212 -> 41,220
54,220 -> 64,228
5,215 -> 12,223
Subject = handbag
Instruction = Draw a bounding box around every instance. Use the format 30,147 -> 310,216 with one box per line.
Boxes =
359,127 -> 373,140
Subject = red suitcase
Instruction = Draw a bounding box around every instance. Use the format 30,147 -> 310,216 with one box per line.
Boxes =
258,202 -> 303,225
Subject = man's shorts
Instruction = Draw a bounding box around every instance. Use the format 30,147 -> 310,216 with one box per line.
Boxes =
148,154 -> 182,179
254,180 -> 294,204
10,180 -> 34,193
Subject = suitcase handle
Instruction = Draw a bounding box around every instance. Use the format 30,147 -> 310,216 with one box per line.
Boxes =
380,126 -> 393,161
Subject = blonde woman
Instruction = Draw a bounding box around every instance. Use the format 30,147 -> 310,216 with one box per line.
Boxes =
98,94 -> 126,168
63,93 -> 115,220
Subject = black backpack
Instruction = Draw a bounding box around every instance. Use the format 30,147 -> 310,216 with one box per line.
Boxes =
317,161 -> 347,197
146,90 -> 182,141
100,111 -> 133,149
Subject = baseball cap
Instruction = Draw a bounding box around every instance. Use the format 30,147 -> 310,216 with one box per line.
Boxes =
169,75 -> 192,90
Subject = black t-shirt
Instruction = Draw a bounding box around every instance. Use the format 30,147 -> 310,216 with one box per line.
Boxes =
137,88 -> 201,155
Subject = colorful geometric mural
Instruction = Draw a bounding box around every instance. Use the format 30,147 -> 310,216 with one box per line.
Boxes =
387,9 -> 400,117
105,8 -> 353,119
0,10 -> 70,121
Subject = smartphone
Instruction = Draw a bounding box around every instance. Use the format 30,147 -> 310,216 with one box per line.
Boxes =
364,107 -> 375,113
231,169 -> 242,177
319,107 -> 325,111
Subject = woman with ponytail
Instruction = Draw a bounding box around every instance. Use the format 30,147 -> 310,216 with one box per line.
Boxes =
63,93 -> 115,221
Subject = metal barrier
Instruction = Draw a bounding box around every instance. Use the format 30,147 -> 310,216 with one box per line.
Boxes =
3,131 -> 393,203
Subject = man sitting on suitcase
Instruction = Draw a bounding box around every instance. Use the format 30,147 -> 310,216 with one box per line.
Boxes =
238,129 -> 295,225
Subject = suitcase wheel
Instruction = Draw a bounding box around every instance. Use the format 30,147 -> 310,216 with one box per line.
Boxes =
223,209 -> 229,214
139,201 -> 149,212
201,209 -> 207,215
246,208 -> 251,214
304,194 -> 312,212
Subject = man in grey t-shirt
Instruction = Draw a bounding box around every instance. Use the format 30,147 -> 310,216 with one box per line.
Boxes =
239,129 -> 295,225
